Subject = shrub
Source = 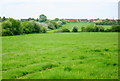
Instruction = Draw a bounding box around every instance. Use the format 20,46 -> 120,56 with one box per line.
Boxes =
21,21 -> 43,34
52,21 -> 59,29
111,25 -> 120,32
32,21 -> 42,33
21,21 -> 34,34
62,28 -> 70,32
81,25 -> 105,32
42,27 -> 47,33
93,26 -> 104,32
81,27 -> 86,32
72,26 -> 78,32
48,23 -> 55,30
57,21 -> 63,27
2,18 -> 22,36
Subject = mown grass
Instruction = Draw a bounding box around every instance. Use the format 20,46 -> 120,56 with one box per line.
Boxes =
2,32 -> 118,79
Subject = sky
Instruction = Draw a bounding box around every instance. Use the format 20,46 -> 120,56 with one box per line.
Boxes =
0,0 -> 119,19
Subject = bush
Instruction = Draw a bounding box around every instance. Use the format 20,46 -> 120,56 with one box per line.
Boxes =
81,25 -> 105,32
2,18 -> 22,36
48,23 -> 55,30
93,26 -> 104,32
62,28 -> 70,32
52,21 -> 59,29
96,20 -> 118,25
111,25 -> 120,32
57,21 -> 63,27
21,21 -> 34,34
21,21 -> 43,34
42,27 -> 47,33
72,26 -> 78,32
32,21 -> 42,33
81,27 -> 86,32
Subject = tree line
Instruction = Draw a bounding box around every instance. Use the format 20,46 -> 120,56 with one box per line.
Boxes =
1,14 -> 66,36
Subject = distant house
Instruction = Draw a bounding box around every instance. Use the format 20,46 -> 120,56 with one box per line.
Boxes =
89,19 -> 103,22
79,19 -> 88,22
64,19 -> 78,22
64,19 -> 104,22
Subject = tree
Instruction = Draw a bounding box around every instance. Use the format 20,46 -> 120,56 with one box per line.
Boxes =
39,14 -> 47,22
72,26 -> 78,32
54,18 -> 59,21
2,18 -> 22,36
21,21 -> 34,34
9,18 -> 23,35
2,16 -> 6,21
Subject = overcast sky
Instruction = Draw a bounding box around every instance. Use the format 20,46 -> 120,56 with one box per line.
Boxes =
0,0 -> 119,19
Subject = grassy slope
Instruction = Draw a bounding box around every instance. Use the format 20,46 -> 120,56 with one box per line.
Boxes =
48,22 -> 112,33
48,22 -> 95,33
2,32 -> 118,79
62,22 -> 95,31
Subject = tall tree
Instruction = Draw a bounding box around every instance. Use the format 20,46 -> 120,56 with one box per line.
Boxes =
39,14 -> 47,22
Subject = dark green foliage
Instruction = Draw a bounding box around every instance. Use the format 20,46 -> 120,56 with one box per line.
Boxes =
21,21 -> 43,34
33,22 -> 43,33
64,67 -> 72,71
113,63 -> 117,66
94,49 -> 101,52
57,21 -> 63,27
2,18 -> 47,36
72,26 -> 78,32
60,19 -> 67,25
79,61 -> 84,64
21,21 -> 34,34
2,18 -> 22,36
104,25 -> 120,32
47,20 -> 63,30
54,18 -> 59,21
42,64 -> 58,70
110,25 -> 120,32
104,48 -> 109,51
81,27 -> 86,32
79,56 -> 86,59
42,27 -> 47,33
39,14 -> 47,22
93,26 -> 104,32
48,23 -> 55,30
81,25 -> 105,32
96,19 -> 118,25
52,21 -> 59,29
2,16 -> 7,21
62,28 -> 70,32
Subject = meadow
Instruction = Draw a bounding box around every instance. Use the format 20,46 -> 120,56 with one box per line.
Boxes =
2,31 -> 118,79
47,22 -> 112,33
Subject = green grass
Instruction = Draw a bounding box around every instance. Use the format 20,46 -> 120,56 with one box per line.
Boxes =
47,22 -> 112,33
2,32 -> 118,79
62,22 -> 95,31
47,22 -> 95,33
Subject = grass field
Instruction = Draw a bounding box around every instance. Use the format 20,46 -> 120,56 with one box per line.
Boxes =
2,32 -> 118,79
48,22 -> 95,33
62,22 -> 95,31
47,22 -> 112,33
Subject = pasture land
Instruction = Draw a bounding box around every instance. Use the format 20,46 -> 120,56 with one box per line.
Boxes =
2,32 -> 118,79
47,22 -> 112,33
47,22 -> 95,33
